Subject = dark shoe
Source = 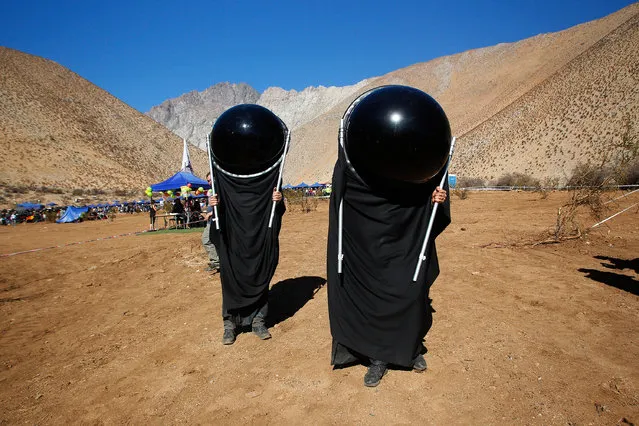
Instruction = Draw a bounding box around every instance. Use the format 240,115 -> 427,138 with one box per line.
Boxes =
412,354 -> 427,372
252,323 -> 271,340
364,362 -> 387,387
222,328 -> 236,345
205,264 -> 220,273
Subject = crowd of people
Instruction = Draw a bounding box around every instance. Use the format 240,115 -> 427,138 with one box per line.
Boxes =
0,208 -> 49,225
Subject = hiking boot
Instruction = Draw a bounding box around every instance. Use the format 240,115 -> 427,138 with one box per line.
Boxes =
412,354 -> 427,372
222,328 -> 236,345
252,323 -> 271,340
205,264 -> 220,273
364,362 -> 387,387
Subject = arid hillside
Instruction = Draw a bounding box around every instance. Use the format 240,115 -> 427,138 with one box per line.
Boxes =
281,3 -> 638,185
454,9 -> 639,183
1,3 -> 637,205
0,47 -> 208,206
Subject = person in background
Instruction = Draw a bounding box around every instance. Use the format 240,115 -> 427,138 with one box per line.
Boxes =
149,199 -> 158,231
202,172 -> 220,273
171,198 -> 185,227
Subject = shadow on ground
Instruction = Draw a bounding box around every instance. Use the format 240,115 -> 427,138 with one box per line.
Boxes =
267,276 -> 326,327
579,256 -> 638,296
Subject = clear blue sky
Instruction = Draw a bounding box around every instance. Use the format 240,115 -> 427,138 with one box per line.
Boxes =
1,0 -> 635,113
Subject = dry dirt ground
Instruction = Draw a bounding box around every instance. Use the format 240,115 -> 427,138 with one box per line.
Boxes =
1,192 -> 637,425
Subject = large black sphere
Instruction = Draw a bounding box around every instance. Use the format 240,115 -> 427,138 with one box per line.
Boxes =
211,104 -> 287,175
344,85 -> 451,184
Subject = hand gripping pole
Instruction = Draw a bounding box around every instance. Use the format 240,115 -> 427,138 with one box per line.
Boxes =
412,137 -> 456,282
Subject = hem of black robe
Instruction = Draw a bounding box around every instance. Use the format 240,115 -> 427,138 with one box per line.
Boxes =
223,294 -> 268,329
331,340 -> 426,369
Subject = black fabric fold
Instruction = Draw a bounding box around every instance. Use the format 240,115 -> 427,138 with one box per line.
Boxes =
327,148 -> 450,367
211,166 -> 285,313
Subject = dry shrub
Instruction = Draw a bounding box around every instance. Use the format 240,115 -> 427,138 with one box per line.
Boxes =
538,177 -> 559,200
618,158 -> 639,185
283,189 -> 317,213
566,163 -> 611,187
495,173 -> 540,188
457,177 -> 485,188
108,207 -> 118,222
539,162 -> 609,245
453,188 -> 469,200
44,210 -> 58,222
301,197 -> 318,213
6,185 -> 30,193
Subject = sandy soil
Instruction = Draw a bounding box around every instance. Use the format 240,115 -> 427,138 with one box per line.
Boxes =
1,192 -> 637,425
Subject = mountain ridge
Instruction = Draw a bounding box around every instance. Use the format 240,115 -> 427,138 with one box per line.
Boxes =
1,3 -> 637,207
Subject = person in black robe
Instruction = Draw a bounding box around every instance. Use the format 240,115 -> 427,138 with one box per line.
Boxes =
327,145 -> 451,387
209,168 -> 285,345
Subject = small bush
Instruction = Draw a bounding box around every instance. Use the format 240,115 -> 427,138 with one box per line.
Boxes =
44,210 -> 58,222
457,177 -> 485,188
617,158 -> 639,185
495,173 -> 540,188
72,188 -> 84,196
453,189 -> 469,200
567,163 -> 611,187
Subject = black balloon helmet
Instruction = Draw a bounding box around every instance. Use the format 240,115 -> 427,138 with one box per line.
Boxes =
343,85 -> 451,184
211,104 -> 288,176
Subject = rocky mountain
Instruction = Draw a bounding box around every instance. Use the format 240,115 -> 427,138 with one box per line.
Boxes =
147,82 -> 260,149
147,80 -> 370,151
147,3 -> 638,186
1,3 -> 637,208
279,2 -> 638,185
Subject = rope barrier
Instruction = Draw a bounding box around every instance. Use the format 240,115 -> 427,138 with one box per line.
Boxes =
0,219 -> 210,258
0,229 -> 150,258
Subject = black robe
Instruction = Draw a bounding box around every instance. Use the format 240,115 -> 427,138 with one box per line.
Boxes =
327,149 -> 450,367
211,166 -> 285,318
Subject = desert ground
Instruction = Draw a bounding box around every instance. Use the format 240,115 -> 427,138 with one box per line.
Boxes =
0,191 -> 637,425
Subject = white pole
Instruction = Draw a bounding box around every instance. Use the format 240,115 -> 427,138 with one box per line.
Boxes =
206,132 -> 220,230
269,130 -> 291,228
338,199 -> 344,273
604,188 -> 639,205
338,118 -> 345,274
412,137 -> 456,282
590,202 -> 638,228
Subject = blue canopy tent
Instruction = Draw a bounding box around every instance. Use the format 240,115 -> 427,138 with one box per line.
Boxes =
294,182 -> 310,189
57,206 -> 89,223
17,202 -> 44,210
282,184 -> 294,189
309,182 -> 324,188
46,202 -> 57,207
150,171 -> 211,192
